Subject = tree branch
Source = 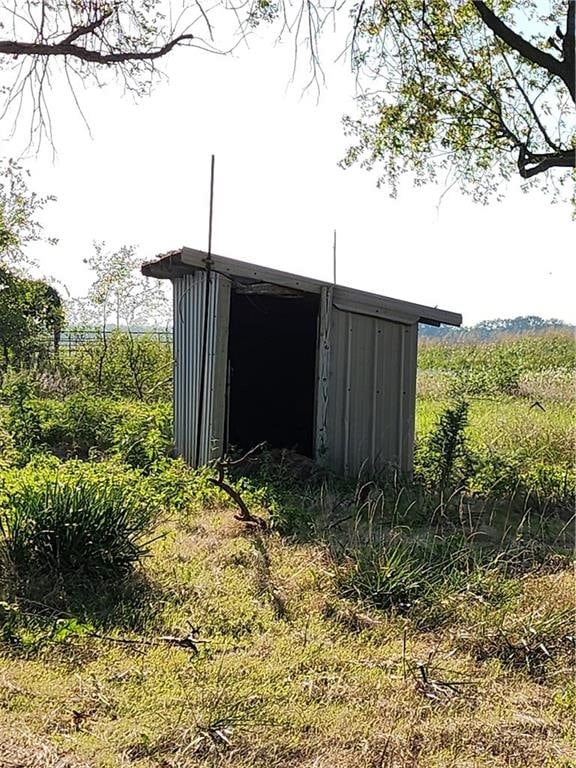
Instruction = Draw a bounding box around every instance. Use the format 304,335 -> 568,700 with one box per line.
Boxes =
61,10 -> 114,46
207,443 -> 268,529
501,56 -> 562,153
473,1 -> 575,101
518,147 -> 575,178
0,33 -> 195,65
563,0 -> 575,89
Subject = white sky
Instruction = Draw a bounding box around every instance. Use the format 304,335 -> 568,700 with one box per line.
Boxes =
3,29 -> 575,326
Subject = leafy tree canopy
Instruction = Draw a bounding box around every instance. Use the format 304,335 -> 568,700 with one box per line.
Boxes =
67,242 -> 170,329
0,1 -> 240,149
0,264 -> 64,369
339,0 -> 575,200
0,160 -> 55,269
0,1 -> 573,197
0,162 -> 60,367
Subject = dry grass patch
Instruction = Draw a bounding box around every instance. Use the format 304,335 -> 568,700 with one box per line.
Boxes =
0,501 -> 574,768
0,722 -> 93,767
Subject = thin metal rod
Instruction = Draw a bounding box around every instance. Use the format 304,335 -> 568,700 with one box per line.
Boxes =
333,229 -> 337,285
195,154 -> 215,466
208,154 -> 215,259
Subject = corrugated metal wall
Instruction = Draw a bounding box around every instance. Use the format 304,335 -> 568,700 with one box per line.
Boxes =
320,298 -> 418,477
314,286 -> 333,462
172,271 -> 231,465
173,274 -> 418,476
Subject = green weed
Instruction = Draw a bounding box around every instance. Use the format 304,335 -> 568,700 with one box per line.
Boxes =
333,530 -> 487,626
0,465 -> 157,598
415,398 -> 473,495
0,391 -> 173,467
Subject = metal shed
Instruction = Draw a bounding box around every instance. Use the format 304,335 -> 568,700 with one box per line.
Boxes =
142,247 -> 462,476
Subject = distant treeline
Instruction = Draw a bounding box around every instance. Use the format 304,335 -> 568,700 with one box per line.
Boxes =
421,316 -> 574,340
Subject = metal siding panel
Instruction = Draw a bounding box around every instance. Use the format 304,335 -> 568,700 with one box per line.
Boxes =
400,324 -> 418,473
376,322 -> 402,470
314,286 -> 333,464
173,275 -> 193,463
171,272 -> 230,466
172,279 -> 181,457
343,312 -> 353,474
206,276 -> 231,461
370,321 -> 380,464
347,313 -> 374,476
325,308 -> 414,477
324,308 -> 348,474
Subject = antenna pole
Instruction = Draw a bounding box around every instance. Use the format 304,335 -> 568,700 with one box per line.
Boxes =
332,229 -> 337,285
196,154 -> 215,466
207,154 -> 215,260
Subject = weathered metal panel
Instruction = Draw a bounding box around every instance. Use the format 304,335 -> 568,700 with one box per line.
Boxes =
172,272 -> 231,465
314,286 -> 333,464
400,323 -> 419,473
323,305 -> 417,477
144,247 -> 462,328
171,266 -> 419,475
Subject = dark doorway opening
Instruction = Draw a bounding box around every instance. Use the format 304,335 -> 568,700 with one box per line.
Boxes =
227,291 -> 319,457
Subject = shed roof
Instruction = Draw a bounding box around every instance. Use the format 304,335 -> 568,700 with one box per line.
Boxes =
142,247 -> 462,327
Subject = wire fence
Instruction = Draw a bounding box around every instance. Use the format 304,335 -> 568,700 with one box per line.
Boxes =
49,328 -> 174,354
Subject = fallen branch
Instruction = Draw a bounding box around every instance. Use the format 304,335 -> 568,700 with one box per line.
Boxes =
207,443 -> 268,530
88,628 -> 211,654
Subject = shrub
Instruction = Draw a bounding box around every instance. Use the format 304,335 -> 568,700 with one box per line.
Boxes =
60,331 -> 173,402
1,391 -> 116,462
0,421 -> 17,471
414,398 -> 474,495
113,404 -> 172,469
43,393 -> 119,459
1,389 -> 173,467
471,452 -> 574,511
0,265 -> 64,373
0,463 -> 157,595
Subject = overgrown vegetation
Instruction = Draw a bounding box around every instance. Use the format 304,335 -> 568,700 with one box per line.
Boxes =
415,329 -> 575,519
0,462 -> 157,601
418,329 -> 574,399
0,329 -> 573,766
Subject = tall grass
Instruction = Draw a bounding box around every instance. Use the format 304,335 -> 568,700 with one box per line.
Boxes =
0,470 -> 157,594
419,330 -> 575,374
335,533 -> 483,616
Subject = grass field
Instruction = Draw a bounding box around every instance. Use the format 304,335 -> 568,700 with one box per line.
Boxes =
0,330 -> 573,767
0,493 -> 573,767
416,398 -> 574,467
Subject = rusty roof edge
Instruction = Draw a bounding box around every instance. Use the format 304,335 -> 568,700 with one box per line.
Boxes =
142,247 -> 462,327
141,249 -> 185,278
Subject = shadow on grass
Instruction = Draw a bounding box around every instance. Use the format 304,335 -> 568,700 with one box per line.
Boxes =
228,447 -> 433,541
226,450 -> 574,644
229,449 -> 574,551
0,566 -> 166,660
